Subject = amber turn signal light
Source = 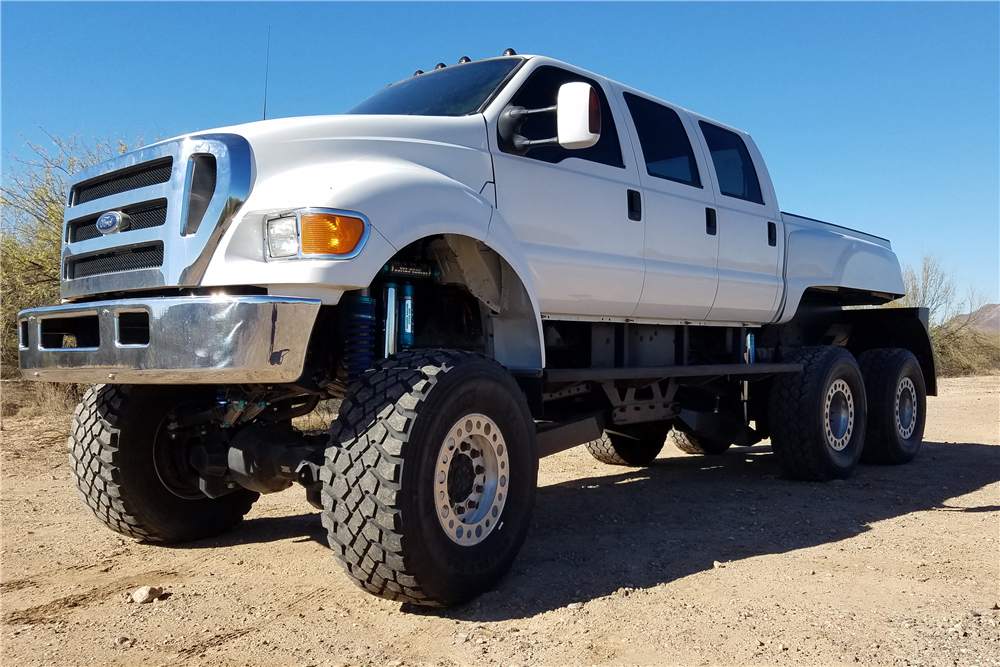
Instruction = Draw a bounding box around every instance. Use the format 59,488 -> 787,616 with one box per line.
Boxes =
300,213 -> 366,255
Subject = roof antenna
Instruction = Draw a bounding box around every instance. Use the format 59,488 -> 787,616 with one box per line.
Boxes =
262,27 -> 271,120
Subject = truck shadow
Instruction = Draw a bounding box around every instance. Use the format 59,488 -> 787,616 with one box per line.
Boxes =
413,439 -> 999,621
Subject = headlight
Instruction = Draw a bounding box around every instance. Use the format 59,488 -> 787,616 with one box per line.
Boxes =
265,209 -> 369,260
266,217 -> 298,258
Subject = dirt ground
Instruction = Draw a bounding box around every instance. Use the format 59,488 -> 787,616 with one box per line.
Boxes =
1,376 -> 998,667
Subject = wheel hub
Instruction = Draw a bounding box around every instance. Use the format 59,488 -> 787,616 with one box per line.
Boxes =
434,414 -> 509,546
447,454 -> 476,503
895,377 -> 917,439
824,379 -> 855,451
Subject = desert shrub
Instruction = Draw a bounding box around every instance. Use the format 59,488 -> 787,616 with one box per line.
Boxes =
1,134 -> 142,378
886,254 -> 999,377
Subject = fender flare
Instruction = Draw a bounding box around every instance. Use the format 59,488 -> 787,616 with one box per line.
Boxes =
208,160 -> 545,372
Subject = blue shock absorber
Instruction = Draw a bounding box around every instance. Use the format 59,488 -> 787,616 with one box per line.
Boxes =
342,293 -> 376,382
400,283 -> 415,349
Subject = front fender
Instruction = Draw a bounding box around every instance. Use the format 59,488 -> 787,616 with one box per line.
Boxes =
201,159 -> 545,371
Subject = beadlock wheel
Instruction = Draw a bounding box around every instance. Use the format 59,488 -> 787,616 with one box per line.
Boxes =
768,346 -> 867,481
823,379 -> 855,452
895,377 -> 917,440
857,348 -> 926,465
434,414 -> 509,546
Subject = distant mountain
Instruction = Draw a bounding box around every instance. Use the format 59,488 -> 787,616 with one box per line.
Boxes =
959,303 -> 1000,333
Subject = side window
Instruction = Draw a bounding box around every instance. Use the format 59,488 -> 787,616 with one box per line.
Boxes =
623,93 -> 701,187
699,122 -> 764,205
501,66 -> 624,169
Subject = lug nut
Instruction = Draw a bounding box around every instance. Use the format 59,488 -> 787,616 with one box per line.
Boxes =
470,449 -> 481,459
455,506 -> 466,515
460,441 -> 471,452
467,500 -> 478,509
474,484 -> 484,494
475,465 -> 485,475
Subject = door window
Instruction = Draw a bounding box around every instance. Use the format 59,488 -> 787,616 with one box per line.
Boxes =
699,122 -> 764,204
623,93 -> 701,187
500,66 -> 624,168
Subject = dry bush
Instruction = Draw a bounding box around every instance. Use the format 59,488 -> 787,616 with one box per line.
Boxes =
885,254 -> 1000,377
1,133 -> 144,378
292,398 -> 343,432
933,327 -> 1000,377
0,380 -> 84,419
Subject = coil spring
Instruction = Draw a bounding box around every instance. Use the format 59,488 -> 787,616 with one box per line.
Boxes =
342,295 -> 376,382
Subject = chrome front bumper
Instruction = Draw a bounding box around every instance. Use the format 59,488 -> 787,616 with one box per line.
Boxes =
18,296 -> 322,384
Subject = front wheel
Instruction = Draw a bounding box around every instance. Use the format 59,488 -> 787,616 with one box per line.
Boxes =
69,385 -> 259,542
767,347 -> 867,481
322,350 -> 537,606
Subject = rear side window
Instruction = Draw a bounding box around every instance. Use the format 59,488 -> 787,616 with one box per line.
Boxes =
623,93 -> 701,187
501,66 -> 624,169
699,122 -> 764,205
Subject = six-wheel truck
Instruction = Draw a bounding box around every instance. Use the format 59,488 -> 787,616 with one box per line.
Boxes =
18,53 -> 934,606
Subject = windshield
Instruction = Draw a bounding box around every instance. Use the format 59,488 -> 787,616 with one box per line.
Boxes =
346,57 -> 523,117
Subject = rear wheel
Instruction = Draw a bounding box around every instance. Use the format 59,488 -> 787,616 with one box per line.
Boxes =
768,347 -> 867,481
857,348 -> 926,464
669,429 -> 731,455
584,425 -> 668,466
322,350 -> 537,606
69,385 -> 259,542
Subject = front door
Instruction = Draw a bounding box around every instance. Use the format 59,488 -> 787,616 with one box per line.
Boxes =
489,65 -> 644,318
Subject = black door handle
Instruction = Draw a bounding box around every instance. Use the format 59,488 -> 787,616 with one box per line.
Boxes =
706,207 -> 717,235
627,189 -> 642,221
767,221 -> 777,246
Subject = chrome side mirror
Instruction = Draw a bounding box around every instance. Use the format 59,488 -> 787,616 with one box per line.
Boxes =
556,82 -> 601,150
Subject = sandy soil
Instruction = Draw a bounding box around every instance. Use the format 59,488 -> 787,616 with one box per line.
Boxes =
1,376 -> 998,667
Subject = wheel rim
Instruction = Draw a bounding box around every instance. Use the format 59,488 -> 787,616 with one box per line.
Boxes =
434,413 -> 509,546
895,376 -> 917,439
824,379 -> 855,452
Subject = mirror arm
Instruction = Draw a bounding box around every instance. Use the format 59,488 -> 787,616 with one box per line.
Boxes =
507,105 -> 557,119
513,137 -> 559,150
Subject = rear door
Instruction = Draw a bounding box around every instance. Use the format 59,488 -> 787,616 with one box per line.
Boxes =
612,85 -> 721,321
488,64 -> 645,318
695,119 -> 783,323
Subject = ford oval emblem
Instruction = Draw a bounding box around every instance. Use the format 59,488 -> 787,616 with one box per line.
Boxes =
95,211 -> 129,235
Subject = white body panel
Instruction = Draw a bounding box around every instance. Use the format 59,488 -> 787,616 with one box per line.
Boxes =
610,82 -> 721,322
485,62 -> 645,318
49,54 -> 906,374
776,213 -> 905,324
683,112 -> 785,324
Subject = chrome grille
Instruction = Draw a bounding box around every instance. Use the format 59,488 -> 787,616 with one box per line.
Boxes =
72,158 -> 173,205
68,199 -> 168,243
67,243 -> 165,280
60,134 -> 251,299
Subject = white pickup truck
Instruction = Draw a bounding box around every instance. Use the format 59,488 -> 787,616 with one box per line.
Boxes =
18,53 -> 935,606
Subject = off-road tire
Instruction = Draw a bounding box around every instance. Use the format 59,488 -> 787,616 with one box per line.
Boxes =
585,429 -> 666,466
767,346 -> 867,481
69,385 -> 259,542
669,429 -> 731,455
321,350 -> 537,607
857,348 -> 926,465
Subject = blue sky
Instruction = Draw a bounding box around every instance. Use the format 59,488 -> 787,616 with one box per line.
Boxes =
2,1 -> 998,302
